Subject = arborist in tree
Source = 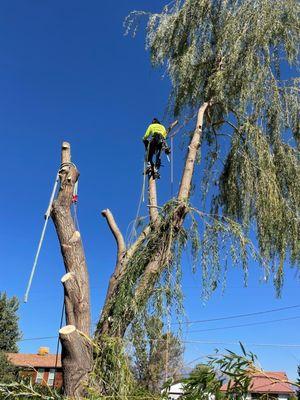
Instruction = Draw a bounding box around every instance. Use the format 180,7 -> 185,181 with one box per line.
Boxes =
143,118 -> 171,179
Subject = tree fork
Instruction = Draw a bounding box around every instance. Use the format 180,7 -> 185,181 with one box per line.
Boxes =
51,142 -> 92,398
96,102 -> 209,339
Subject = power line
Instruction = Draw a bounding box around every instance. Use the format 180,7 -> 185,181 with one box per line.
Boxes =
187,315 -> 300,333
171,304 -> 300,325
19,336 -> 57,342
183,340 -> 300,348
18,335 -> 300,349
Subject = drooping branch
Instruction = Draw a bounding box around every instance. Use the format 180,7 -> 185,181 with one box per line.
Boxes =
126,225 -> 151,260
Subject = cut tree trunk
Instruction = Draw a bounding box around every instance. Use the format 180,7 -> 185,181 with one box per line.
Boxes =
51,142 -> 92,398
59,325 -> 92,398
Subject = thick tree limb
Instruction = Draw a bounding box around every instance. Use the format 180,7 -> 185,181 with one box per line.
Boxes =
178,102 -> 210,201
101,209 -> 126,261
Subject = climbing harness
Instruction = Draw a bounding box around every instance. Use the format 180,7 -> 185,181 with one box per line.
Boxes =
24,162 -> 79,303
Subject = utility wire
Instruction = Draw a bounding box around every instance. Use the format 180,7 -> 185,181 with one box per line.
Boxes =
187,315 -> 300,334
183,340 -> 300,348
18,335 -> 300,349
171,304 -> 300,325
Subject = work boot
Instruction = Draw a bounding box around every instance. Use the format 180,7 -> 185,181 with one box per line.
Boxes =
153,168 -> 160,180
144,162 -> 152,175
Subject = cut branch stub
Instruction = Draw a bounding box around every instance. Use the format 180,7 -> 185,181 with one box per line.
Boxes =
59,325 -> 92,398
61,272 -> 86,329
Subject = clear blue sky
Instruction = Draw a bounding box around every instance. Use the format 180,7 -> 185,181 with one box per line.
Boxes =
0,0 -> 299,381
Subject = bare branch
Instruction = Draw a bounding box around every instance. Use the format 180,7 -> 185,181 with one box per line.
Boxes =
101,209 -> 126,259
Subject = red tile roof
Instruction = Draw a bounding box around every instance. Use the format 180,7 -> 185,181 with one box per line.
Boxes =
221,372 -> 294,394
7,353 -> 62,368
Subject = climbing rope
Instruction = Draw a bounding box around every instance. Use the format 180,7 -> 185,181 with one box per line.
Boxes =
170,136 -> 174,197
53,299 -> 65,387
24,162 -> 78,303
23,171 -> 60,303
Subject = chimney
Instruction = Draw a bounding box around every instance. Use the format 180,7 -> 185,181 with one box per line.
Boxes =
37,347 -> 50,356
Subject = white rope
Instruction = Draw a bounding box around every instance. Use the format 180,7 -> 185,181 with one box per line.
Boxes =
128,160 -> 146,244
24,172 -> 60,303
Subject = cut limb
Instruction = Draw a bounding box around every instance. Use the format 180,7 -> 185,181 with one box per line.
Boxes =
59,325 -> 92,399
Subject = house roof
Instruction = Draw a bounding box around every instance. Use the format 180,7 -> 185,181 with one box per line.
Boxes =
220,371 -> 294,394
7,353 -> 62,368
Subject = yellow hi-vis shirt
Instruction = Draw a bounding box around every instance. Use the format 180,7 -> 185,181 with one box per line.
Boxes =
143,123 -> 167,140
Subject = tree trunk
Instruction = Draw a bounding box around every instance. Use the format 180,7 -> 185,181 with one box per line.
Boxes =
51,142 -> 92,398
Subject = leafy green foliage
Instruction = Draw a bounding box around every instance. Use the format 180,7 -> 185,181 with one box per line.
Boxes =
125,0 -> 300,294
131,316 -> 183,393
208,344 -> 258,399
0,352 -> 18,384
182,364 -> 223,400
180,344 -> 259,400
0,292 -> 21,352
91,335 -> 135,398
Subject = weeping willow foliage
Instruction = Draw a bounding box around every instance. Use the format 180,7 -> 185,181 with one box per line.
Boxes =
125,0 -> 300,294
94,1 -> 299,394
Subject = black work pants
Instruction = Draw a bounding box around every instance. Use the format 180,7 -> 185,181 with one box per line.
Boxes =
145,135 -> 163,169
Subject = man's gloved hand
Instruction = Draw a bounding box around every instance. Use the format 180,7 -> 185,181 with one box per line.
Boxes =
143,139 -> 149,149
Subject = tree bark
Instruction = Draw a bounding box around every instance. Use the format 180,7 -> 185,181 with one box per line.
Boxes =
59,325 -> 92,399
51,142 -> 92,398
148,176 -> 159,225
178,102 -> 209,201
